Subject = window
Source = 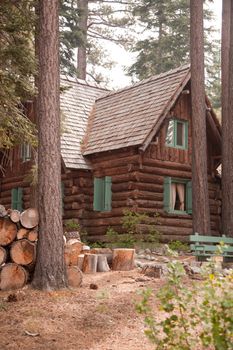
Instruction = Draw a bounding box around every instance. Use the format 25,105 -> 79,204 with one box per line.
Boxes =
165,119 -> 188,149
93,176 -> 112,211
11,187 -> 23,211
20,143 -> 31,162
164,177 -> 192,214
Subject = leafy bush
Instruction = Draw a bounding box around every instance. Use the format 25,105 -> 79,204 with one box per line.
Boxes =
105,210 -> 161,248
168,240 -> 189,253
136,260 -> 233,350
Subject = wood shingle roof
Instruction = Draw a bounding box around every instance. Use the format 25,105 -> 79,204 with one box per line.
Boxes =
83,65 -> 191,155
60,76 -> 107,169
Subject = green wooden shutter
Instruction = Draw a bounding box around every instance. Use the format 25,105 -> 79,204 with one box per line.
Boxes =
104,176 -> 112,211
93,177 -> 104,211
11,187 -> 23,211
186,181 -> 192,214
11,188 -> 18,210
164,177 -> 171,213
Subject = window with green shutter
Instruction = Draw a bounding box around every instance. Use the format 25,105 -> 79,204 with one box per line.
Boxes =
20,143 -> 31,162
165,119 -> 188,150
11,187 -> 23,211
163,177 -> 192,215
93,176 -> 112,211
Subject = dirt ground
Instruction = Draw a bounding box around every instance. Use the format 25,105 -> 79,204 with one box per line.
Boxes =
0,269 -> 161,350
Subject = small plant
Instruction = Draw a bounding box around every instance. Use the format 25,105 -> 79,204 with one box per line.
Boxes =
136,257 -> 233,350
64,219 -> 80,231
168,240 -> 189,253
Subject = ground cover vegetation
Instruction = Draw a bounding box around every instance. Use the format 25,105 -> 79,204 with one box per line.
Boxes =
137,253 -> 233,350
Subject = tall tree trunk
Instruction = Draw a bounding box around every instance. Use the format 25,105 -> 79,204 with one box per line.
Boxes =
29,3 -> 40,209
190,0 -> 210,235
221,0 -> 233,236
77,0 -> 88,80
32,0 -> 67,290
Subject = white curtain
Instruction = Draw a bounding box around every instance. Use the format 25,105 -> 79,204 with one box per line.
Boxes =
171,183 -> 176,210
176,184 -> 185,211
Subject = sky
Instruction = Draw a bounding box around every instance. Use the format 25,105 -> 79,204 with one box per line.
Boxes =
108,0 -> 222,90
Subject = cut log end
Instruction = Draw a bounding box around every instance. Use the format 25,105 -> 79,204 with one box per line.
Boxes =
10,239 -> 35,266
20,208 -> 39,229
0,218 -> 17,246
67,266 -> 83,288
0,263 -> 28,291
10,210 -> 21,223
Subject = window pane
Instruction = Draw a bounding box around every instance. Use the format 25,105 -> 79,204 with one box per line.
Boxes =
166,120 -> 174,145
176,122 -> 184,146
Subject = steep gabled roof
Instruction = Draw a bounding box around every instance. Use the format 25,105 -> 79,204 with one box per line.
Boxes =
60,76 -> 107,169
83,65 -> 191,155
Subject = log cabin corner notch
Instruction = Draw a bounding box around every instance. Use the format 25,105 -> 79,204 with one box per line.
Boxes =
0,65 -> 222,242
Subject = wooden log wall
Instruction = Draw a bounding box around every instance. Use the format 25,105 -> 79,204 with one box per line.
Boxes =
84,93 -> 222,242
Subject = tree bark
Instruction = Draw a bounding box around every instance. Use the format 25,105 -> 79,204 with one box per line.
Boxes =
190,1 -> 211,235
77,0 -> 88,79
32,0 -> 67,290
221,0 -> 233,236
112,248 -> 135,271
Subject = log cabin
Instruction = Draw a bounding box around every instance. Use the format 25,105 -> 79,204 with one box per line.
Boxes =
0,65 -> 222,242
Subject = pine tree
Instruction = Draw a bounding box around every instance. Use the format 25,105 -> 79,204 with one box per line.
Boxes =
128,0 -> 220,108
190,0 -> 210,235
32,0 -> 67,290
0,0 -> 36,149
60,0 -> 136,83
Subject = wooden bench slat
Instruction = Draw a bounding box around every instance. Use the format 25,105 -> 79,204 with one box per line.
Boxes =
190,233 -> 233,260
190,234 -> 233,244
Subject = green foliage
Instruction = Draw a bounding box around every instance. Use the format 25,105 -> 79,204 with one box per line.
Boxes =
0,0 -> 37,149
136,259 -> 233,349
168,240 -> 189,253
59,0 -> 135,84
128,0 -> 220,108
64,219 -> 80,231
106,210 -> 160,248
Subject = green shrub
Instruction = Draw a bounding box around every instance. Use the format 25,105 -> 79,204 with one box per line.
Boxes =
136,260 -> 233,350
105,210 -> 161,248
168,240 -> 189,253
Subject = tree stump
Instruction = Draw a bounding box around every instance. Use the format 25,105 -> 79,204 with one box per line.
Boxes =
10,239 -> 35,266
112,248 -> 135,271
97,255 -> 110,272
67,266 -> 83,288
20,208 -> 39,229
10,210 -> 21,223
0,218 -> 17,246
17,228 -> 29,240
82,253 -> 98,273
64,241 -> 83,266
0,246 -> 7,266
0,263 -> 28,290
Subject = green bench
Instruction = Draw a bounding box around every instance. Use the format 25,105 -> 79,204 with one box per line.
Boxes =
190,233 -> 233,261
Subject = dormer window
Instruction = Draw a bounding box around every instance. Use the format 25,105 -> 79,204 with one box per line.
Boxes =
165,119 -> 188,149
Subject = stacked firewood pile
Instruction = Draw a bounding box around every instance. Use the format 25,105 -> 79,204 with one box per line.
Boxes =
0,206 -> 39,291
0,205 -> 135,291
